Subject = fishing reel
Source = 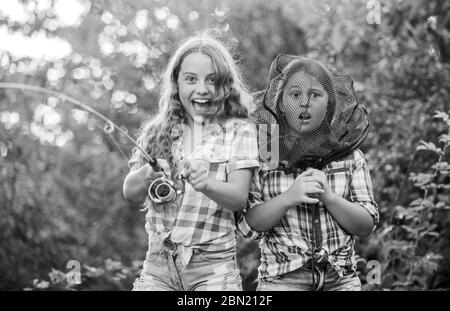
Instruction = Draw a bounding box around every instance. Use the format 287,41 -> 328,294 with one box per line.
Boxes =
147,172 -> 186,204
145,157 -> 185,204
147,177 -> 176,203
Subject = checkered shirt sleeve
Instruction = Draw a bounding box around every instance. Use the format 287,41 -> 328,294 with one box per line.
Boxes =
128,147 -> 145,171
236,169 -> 267,240
348,149 -> 379,226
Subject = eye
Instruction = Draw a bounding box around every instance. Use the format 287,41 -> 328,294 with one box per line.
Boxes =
206,75 -> 216,84
290,91 -> 300,99
185,76 -> 196,83
310,92 -> 322,99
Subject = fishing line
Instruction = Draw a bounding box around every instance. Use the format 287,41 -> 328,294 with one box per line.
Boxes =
0,82 -> 157,167
0,82 -> 184,203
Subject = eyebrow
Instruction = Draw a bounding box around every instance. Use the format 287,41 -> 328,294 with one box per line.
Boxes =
287,86 -> 325,93
181,72 -> 196,76
309,88 -> 325,93
181,72 -> 216,76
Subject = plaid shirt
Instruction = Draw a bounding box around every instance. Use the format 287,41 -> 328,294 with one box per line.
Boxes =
129,118 -> 260,257
237,149 -> 379,279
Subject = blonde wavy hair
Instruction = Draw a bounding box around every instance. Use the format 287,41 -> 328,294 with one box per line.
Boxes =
134,32 -> 253,174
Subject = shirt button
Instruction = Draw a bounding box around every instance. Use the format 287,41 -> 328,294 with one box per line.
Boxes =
314,219 -> 319,224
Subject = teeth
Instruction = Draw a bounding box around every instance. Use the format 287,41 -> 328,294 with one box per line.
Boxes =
192,99 -> 216,115
192,99 -> 210,104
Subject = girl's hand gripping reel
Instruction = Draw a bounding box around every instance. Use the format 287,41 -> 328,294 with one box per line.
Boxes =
147,158 -> 184,204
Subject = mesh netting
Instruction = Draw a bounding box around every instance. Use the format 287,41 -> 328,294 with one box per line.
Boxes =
253,54 -> 369,173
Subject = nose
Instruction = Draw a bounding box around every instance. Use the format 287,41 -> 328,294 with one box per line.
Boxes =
299,93 -> 312,107
196,81 -> 209,95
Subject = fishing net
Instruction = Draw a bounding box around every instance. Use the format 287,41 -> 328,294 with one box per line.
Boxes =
253,54 -> 369,173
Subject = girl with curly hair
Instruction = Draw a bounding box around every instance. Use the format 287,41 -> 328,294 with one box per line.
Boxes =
123,32 -> 259,291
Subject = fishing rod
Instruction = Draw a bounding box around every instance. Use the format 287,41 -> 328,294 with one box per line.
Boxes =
0,82 -> 183,203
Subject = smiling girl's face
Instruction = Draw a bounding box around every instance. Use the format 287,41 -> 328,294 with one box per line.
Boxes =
177,52 -> 218,126
280,71 -> 328,134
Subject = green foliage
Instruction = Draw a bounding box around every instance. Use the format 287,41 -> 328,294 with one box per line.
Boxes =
25,259 -> 142,291
1,0 -> 450,290
358,111 -> 450,290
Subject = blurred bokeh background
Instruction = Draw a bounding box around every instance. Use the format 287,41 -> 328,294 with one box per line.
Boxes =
0,0 -> 449,291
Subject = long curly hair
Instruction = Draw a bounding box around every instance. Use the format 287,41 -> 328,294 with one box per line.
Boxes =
134,32 -> 253,175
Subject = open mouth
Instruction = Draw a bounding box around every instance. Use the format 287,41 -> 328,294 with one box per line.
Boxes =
298,112 -> 311,120
192,98 -> 215,115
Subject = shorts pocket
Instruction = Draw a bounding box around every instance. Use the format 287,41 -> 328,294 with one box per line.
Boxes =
199,248 -> 236,263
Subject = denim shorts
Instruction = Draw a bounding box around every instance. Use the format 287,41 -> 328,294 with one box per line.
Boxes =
257,263 -> 361,291
132,238 -> 243,291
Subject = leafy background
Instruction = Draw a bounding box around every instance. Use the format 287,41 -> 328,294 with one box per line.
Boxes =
0,0 -> 449,290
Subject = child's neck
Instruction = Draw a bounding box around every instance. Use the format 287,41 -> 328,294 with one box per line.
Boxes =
186,115 -> 213,132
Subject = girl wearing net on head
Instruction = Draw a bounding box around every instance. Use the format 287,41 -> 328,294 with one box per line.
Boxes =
237,55 -> 379,291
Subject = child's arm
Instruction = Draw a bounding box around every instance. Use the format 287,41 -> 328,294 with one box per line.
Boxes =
183,120 -> 260,212
183,160 -> 254,212
123,159 -> 171,203
309,152 -> 379,238
315,183 -> 374,237
236,170 -> 266,240
245,169 -> 324,232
